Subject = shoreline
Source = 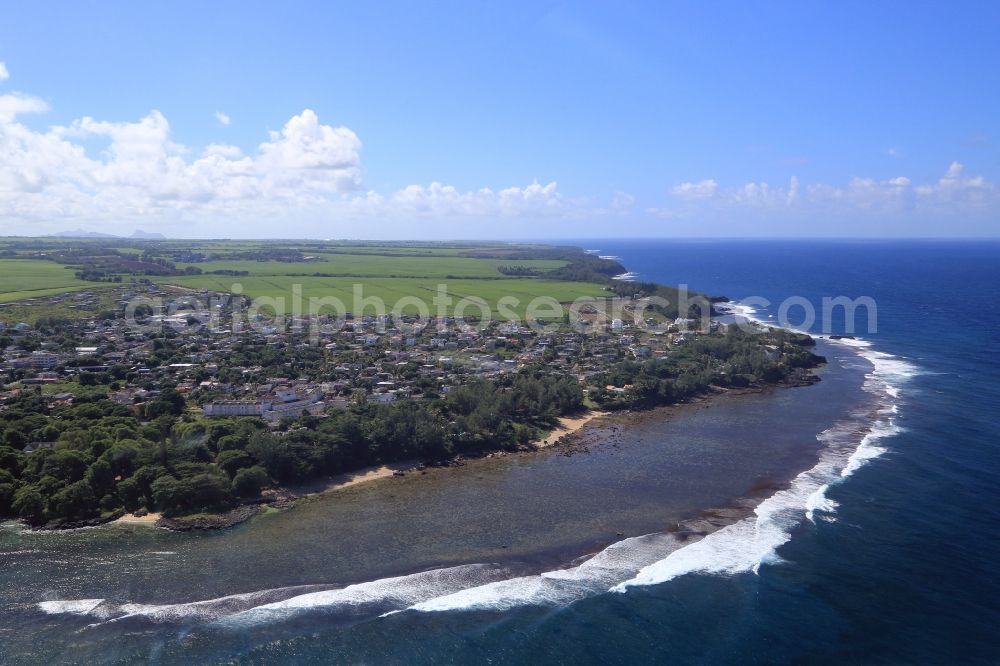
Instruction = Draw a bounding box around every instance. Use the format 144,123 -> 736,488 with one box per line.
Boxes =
22,296 -> 824,534
37,374 -> 821,533
12,338 -> 885,634
535,409 -> 611,448
46,358 -> 879,624
114,511 -> 162,525
280,409 -> 613,499
293,460 -> 425,497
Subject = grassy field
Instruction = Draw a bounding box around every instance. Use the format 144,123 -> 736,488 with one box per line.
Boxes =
167,275 -> 610,317
162,242 -> 605,317
0,285 -> 124,324
39,381 -> 113,398
169,242 -> 528,257
0,259 -> 103,303
175,254 -> 566,278
0,241 -> 609,319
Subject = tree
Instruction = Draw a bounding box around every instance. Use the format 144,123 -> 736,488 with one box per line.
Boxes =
151,471 -> 231,514
35,425 -> 60,443
133,464 -> 167,508
246,431 -> 284,477
187,473 -> 232,509
232,466 -> 269,497
101,441 -> 141,478
0,446 -> 22,475
2,429 -> 26,451
85,459 -> 115,497
151,476 -> 186,514
216,434 -> 247,452
0,481 -> 16,515
216,450 -> 254,477
40,450 -> 90,483
158,388 -> 187,415
116,477 -> 143,513
51,480 -> 99,521
12,486 -> 46,525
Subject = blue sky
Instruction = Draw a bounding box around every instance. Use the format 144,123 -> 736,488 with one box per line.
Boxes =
1,1 -> 998,238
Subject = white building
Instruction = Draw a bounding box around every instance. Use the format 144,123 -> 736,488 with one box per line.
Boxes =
7,351 -> 60,370
203,400 -> 266,417
204,386 -> 325,420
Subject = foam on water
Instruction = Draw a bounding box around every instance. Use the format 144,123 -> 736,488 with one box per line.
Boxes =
223,564 -> 512,625
37,565 -> 514,627
37,599 -> 106,615
39,300 -> 917,621
407,532 -> 688,613
38,585 -> 330,624
612,309 -> 918,592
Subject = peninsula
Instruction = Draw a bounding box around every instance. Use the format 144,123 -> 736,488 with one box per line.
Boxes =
0,239 -> 822,529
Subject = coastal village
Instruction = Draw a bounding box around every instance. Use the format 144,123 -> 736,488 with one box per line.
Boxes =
0,283 -> 716,431
0,237 -> 823,534
4,242 -> 831,532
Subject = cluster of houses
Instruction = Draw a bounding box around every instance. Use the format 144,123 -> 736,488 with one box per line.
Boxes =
1,284 -> 714,424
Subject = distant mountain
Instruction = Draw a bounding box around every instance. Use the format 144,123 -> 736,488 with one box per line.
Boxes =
130,229 -> 166,239
50,228 -> 166,239
53,229 -> 118,238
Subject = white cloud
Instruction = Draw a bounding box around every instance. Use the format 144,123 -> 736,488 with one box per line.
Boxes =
0,92 -> 591,234
913,161 -> 994,209
0,101 -> 366,227
0,62 -> 9,82
255,109 -> 362,193
654,164 -> 997,222
0,92 -> 48,121
612,191 -> 635,209
215,111 -> 231,126
787,175 -> 799,204
203,143 -> 243,158
671,179 -> 717,200
350,180 -> 564,218
2,79 -> 997,237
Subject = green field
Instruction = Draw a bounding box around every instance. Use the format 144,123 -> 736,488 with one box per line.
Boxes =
167,275 -> 610,317
176,254 -> 566,278
163,241 -> 534,257
0,240 -> 612,319
0,285 -> 124,325
0,259 -> 103,303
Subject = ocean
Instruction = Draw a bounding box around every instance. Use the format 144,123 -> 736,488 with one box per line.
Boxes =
2,239 -> 998,664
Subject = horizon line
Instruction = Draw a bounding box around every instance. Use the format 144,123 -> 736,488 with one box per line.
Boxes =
3,235 -> 1000,242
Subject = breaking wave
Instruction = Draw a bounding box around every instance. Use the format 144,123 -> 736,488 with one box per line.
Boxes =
613,309 -> 918,591
39,303 -> 916,621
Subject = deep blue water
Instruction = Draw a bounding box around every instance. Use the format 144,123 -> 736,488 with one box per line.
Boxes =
353,238 -> 1000,665
4,239 -> 999,664
526,239 -> 1000,664
209,239 -> 1000,663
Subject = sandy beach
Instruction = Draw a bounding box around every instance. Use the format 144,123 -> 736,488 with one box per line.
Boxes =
114,511 -> 163,525
536,410 -> 610,447
310,461 -> 424,495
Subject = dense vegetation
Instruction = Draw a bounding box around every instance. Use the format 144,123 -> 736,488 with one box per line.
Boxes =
463,246 -> 627,283
588,325 -> 821,410
0,370 -> 582,526
608,280 -> 717,320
